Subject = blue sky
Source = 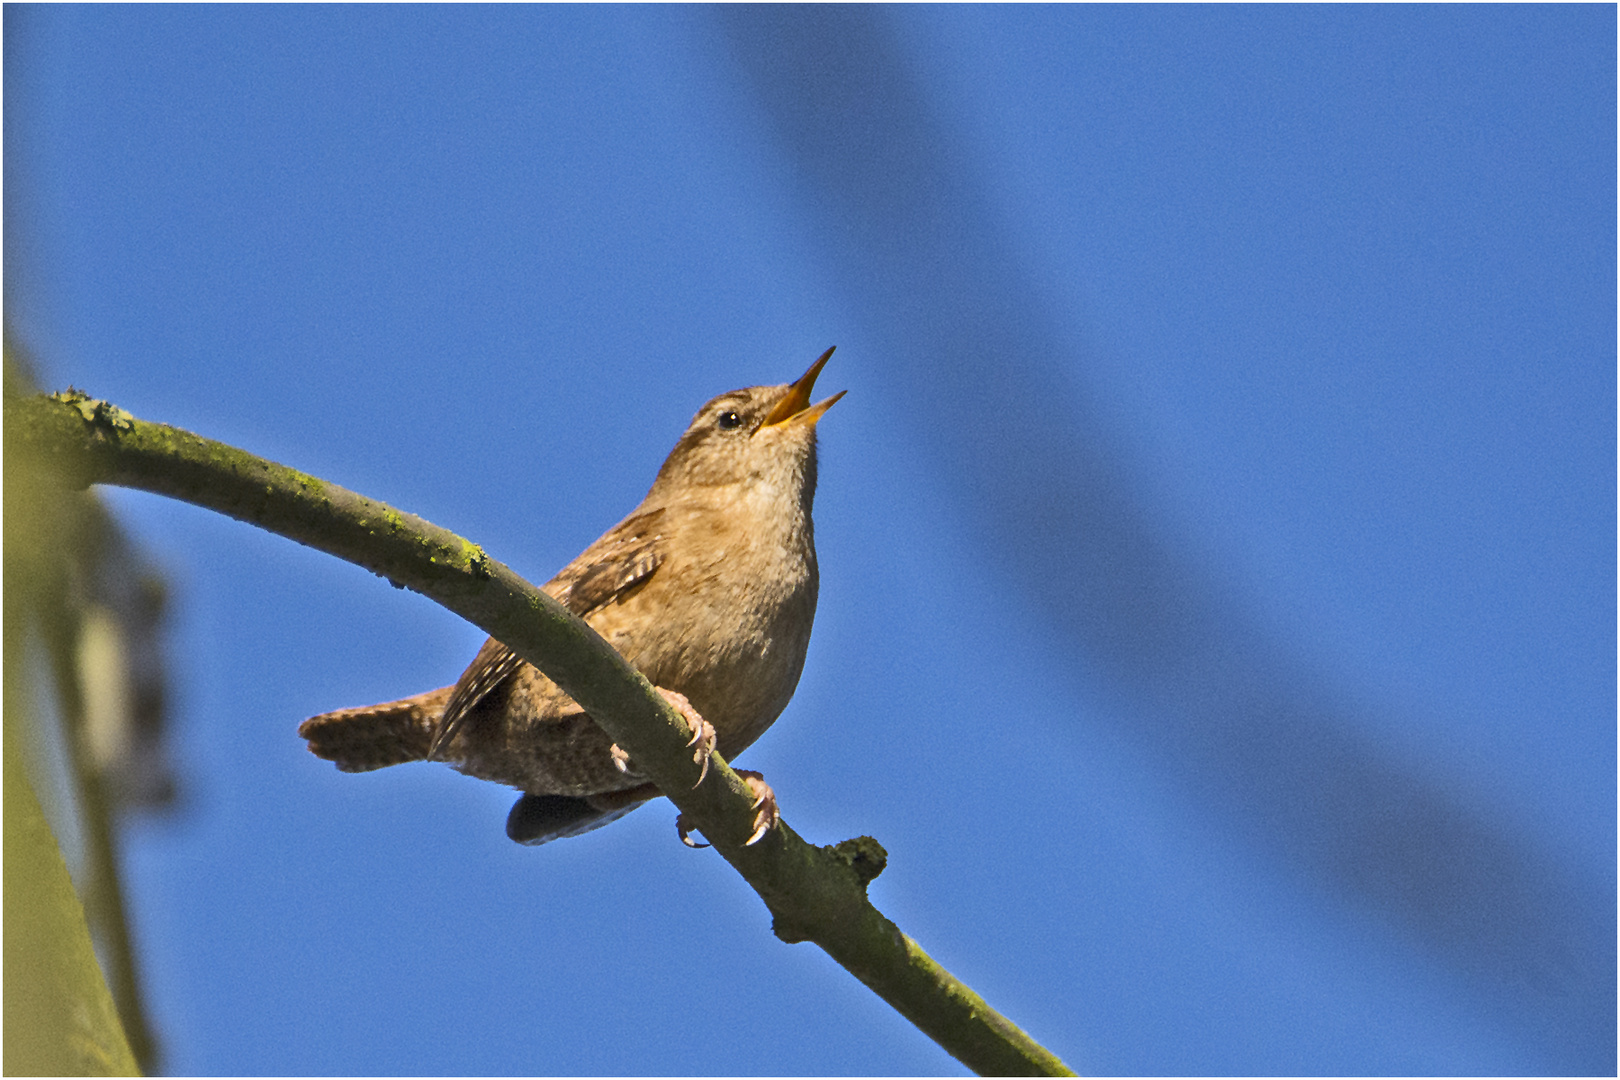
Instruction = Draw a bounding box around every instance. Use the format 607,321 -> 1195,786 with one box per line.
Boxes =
6,6 -> 1613,1075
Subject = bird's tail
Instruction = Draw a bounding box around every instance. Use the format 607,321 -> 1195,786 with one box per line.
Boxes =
298,686 -> 453,773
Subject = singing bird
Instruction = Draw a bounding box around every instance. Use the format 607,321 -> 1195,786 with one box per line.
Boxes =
300,349 -> 843,846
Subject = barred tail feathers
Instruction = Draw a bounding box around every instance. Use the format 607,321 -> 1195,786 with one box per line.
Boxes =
298,686 -> 453,773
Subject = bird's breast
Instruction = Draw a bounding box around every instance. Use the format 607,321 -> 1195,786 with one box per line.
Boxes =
590,519 -> 818,757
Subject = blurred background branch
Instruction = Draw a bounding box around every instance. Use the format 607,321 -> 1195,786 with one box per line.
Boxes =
5,345 -> 173,1074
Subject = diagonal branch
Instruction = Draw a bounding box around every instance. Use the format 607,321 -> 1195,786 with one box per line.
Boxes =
6,388 -> 1074,1078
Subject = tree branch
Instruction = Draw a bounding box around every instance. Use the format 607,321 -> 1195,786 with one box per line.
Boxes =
6,388 -> 1074,1077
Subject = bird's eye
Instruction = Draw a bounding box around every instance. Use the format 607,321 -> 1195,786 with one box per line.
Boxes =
717,410 -> 744,430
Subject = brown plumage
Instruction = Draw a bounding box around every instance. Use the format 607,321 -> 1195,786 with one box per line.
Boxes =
299,349 -> 843,845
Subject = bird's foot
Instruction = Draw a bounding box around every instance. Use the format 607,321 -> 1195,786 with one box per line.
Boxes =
738,770 -> 779,846
676,769 -> 779,849
608,742 -> 641,778
655,687 -> 716,787
612,689 -> 713,793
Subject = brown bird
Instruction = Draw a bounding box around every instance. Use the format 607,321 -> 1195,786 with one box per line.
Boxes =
299,349 -> 843,846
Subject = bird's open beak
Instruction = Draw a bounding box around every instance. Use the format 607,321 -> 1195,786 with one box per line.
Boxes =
758,346 -> 846,431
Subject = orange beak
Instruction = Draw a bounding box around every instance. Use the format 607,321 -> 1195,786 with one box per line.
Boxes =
758,347 -> 846,431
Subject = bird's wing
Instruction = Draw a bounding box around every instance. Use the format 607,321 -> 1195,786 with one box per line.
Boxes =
425,507 -> 668,761
427,636 -> 525,761
547,506 -> 667,618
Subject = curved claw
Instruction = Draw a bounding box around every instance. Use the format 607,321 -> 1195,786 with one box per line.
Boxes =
674,772 -> 779,848
675,813 -> 710,849
686,719 -> 717,787
737,770 -> 780,847
657,687 -> 716,788
609,743 -> 639,777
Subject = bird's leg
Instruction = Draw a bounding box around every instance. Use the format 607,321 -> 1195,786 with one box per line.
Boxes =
676,769 -> 779,849
609,688 -> 716,787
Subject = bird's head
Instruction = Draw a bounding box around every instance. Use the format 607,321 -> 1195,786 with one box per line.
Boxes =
648,347 -> 844,502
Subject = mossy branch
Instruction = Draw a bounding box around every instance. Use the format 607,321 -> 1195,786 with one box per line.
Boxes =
6,389 -> 1074,1078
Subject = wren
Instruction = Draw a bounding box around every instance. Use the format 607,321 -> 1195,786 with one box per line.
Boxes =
300,349 -> 843,846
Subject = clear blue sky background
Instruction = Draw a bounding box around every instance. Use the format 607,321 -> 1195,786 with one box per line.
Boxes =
6,6 -> 1614,1075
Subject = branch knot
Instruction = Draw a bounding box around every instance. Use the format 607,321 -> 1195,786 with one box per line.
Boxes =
829,835 -> 888,888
